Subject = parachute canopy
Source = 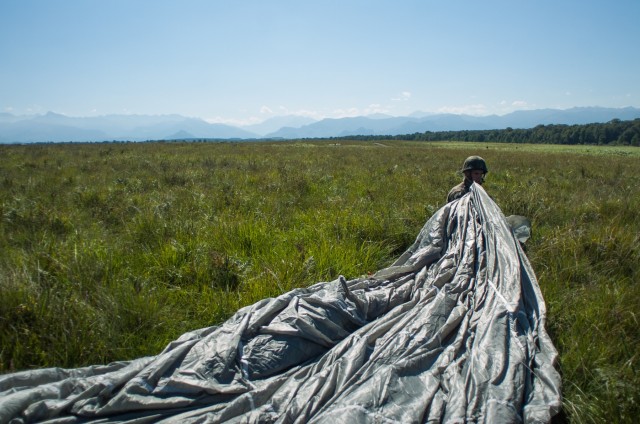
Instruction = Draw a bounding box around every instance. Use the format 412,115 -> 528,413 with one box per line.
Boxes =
0,184 -> 561,423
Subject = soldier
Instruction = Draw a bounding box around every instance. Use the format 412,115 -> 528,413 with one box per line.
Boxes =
447,156 -> 488,203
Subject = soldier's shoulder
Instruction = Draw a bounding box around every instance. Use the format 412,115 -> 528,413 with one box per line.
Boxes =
447,182 -> 467,203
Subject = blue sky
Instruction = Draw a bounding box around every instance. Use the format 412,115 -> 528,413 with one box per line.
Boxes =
1,0 -> 639,125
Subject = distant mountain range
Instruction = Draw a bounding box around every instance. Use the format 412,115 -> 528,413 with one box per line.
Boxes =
1,107 -> 639,143
0,112 -> 257,143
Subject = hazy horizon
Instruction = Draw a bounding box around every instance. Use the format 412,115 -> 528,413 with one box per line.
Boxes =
3,105 -> 640,128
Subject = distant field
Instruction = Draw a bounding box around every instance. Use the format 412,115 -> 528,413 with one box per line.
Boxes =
1,140 -> 638,422
427,141 -> 640,156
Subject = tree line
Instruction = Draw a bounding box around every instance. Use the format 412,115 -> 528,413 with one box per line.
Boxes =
340,118 -> 640,146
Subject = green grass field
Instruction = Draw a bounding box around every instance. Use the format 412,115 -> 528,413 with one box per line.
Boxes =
1,140 -> 638,423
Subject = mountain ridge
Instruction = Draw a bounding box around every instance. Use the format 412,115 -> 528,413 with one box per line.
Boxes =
1,106 -> 639,143
265,107 -> 640,138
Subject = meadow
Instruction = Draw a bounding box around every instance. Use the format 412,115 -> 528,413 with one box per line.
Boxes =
0,140 -> 638,423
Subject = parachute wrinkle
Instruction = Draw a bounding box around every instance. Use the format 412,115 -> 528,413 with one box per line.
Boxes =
0,184 -> 560,424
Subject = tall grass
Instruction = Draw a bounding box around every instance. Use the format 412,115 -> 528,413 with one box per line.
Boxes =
0,140 -> 638,422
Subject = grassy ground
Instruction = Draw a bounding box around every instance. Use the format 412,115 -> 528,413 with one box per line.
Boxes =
0,140 -> 638,422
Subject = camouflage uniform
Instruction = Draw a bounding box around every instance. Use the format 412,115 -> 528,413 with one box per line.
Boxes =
447,179 -> 473,203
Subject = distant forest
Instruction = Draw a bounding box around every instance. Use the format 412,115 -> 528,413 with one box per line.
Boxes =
341,118 -> 640,146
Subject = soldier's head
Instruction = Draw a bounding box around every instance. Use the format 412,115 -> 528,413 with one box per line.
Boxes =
461,156 -> 488,184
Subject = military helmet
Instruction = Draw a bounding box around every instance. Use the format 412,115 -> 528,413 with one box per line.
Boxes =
461,156 -> 488,173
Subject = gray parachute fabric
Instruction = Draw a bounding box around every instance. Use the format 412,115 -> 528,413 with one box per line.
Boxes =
0,184 -> 561,423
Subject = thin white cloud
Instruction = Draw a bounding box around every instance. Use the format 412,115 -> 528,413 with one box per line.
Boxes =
391,91 -> 412,102
436,104 -> 488,116
277,106 -> 324,119
331,107 -> 360,118
363,104 -> 390,115
207,106 -> 327,126
23,105 -> 60,115
492,100 -> 537,115
205,116 -> 263,126
290,109 -> 323,119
